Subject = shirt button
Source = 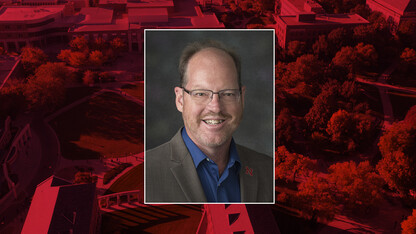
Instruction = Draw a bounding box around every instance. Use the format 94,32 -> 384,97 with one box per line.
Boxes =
206,158 -> 210,162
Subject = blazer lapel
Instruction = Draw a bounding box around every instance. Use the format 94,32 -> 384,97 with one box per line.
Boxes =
169,130 -> 207,202
238,146 -> 259,202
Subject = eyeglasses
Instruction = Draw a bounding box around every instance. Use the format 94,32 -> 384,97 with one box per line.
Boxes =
182,87 -> 241,104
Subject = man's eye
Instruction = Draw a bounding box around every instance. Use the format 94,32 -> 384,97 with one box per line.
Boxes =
222,92 -> 236,97
193,92 -> 209,97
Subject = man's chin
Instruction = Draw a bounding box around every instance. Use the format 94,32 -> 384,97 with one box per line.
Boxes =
199,135 -> 230,148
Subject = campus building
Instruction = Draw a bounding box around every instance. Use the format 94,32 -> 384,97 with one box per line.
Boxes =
0,5 -> 73,51
22,176 -> 100,234
280,0 -> 325,15
366,0 -> 416,31
0,0 -> 223,52
275,13 -> 369,48
70,3 -> 224,52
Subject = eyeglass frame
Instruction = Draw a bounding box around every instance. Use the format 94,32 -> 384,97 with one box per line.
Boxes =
181,87 -> 242,104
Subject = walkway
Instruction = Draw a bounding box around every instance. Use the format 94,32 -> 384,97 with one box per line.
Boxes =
54,153 -> 144,195
356,61 -> 400,130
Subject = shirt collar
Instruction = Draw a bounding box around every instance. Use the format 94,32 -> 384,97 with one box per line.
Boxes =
181,128 -> 241,168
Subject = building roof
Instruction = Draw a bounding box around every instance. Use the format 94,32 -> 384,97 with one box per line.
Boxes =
279,13 -> 369,26
128,7 -> 168,23
191,14 -> 224,28
99,0 -> 126,4
126,0 -> 173,8
21,0 -> 58,3
22,176 -> 97,234
78,7 -> 113,24
0,5 -> 65,22
283,0 -> 324,13
71,16 -> 128,32
368,0 -> 416,15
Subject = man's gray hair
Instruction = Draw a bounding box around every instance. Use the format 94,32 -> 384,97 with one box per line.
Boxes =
178,40 -> 241,88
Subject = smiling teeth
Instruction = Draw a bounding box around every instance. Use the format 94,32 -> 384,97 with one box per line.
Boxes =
204,120 -> 224,125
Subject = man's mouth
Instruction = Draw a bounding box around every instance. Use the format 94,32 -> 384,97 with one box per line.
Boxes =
203,119 -> 224,125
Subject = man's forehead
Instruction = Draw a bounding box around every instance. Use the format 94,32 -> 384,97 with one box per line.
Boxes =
189,47 -> 234,64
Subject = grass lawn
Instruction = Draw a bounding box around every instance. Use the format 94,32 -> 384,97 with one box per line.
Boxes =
62,86 -> 100,107
101,204 -> 202,233
388,91 -> 416,121
121,82 -> 144,100
51,91 -> 143,160
105,163 -> 143,195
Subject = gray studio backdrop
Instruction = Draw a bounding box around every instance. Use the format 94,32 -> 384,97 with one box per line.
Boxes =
145,30 -> 274,157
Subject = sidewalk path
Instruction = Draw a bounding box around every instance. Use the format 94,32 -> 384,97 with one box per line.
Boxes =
356,61 -> 401,130
54,153 -> 144,195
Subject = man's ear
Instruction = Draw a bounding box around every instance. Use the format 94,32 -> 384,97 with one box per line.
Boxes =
241,86 -> 246,108
174,87 -> 184,112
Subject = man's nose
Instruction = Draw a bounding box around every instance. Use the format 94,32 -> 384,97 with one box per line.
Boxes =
206,93 -> 222,111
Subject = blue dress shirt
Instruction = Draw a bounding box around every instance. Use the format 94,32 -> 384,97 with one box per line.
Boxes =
181,128 -> 241,202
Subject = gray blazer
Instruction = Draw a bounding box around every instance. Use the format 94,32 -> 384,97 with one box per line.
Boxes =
145,129 -> 273,203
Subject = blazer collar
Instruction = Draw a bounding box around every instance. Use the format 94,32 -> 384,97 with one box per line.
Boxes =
169,129 -> 207,202
237,145 -> 259,202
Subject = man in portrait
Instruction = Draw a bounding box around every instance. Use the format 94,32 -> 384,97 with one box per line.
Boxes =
146,35 -> 273,203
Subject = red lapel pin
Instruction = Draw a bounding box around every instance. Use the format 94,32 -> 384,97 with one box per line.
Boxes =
245,166 -> 253,176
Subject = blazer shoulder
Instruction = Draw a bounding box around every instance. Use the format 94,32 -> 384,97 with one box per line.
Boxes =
236,144 -> 273,164
146,141 -> 171,162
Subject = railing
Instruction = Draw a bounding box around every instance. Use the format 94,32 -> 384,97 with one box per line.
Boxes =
97,189 -> 142,209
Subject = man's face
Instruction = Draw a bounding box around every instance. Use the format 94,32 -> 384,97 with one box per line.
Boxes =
175,48 -> 245,150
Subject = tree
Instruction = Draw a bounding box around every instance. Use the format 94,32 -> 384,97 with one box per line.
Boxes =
83,70 -> 98,85
305,84 -> 339,131
332,46 -> 356,73
404,105 -> 416,125
286,41 -> 306,59
20,47 -> 48,75
275,146 -> 317,182
0,80 -> 26,118
353,25 -> 377,44
326,109 -> 378,152
296,175 -> 337,222
70,36 -> 89,52
326,109 -> 355,146
377,122 -> 416,195
68,51 -> 88,67
275,108 -> 295,146
74,171 -> 97,184
89,50 -> 106,67
401,48 -> 416,64
110,38 -> 125,52
402,210 -> 416,234
327,28 -> 351,54
313,35 -> 330,60
57,49 -> 72,64
328,161 -> 384,211
368,11 -> 388,32
24,74 -> 65,110
378,122 -> 416,158
354,43 -> 378,71
92,37 -> 107,51
399,48 -> 416,74
349,4 -> 370,19
34,62 -> 71,82
282,54 -> 325,88
398,20 -> 416,48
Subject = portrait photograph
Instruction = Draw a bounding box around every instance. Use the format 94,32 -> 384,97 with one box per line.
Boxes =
145,29 -> 275,204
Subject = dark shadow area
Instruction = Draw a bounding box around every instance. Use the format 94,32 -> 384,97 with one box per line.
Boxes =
51,92 -> 143,160
101,204 -> 201,234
